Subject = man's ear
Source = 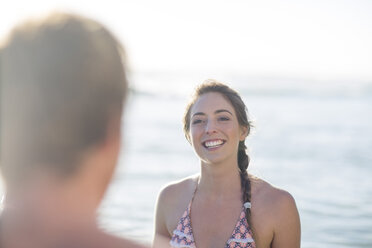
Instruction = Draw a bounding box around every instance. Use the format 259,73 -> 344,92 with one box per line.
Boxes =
92,113 -> 122,197
102,113 -> 122,153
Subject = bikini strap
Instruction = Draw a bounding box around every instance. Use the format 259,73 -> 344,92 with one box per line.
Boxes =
187,176 -> 199,213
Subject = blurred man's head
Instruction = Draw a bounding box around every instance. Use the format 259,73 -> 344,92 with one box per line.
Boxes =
0,13 -> 128,187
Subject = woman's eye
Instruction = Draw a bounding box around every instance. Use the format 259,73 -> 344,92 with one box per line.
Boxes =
218,116 -> 230,121
192,119 -> 202,124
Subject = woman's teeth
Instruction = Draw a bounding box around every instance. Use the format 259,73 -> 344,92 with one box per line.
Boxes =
204,140 -> 224,148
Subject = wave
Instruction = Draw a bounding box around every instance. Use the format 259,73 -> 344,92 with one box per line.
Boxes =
128,71 -> 372,99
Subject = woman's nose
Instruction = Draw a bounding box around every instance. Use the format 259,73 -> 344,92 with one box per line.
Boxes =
205,120 -> 217,134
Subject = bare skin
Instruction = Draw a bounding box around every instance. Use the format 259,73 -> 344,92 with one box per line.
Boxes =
153,92 -> 300,248
0,115 -> 149,248
1,185 -> 147,248
154,175 -> 300,248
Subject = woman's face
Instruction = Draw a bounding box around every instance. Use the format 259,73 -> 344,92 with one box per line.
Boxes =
189,92 -> 247,165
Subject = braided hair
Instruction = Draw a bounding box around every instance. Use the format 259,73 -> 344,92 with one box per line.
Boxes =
183,79 -> 254,237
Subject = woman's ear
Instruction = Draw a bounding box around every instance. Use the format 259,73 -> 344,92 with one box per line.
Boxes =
186,133 -> 192,145
239,126 -> 248,141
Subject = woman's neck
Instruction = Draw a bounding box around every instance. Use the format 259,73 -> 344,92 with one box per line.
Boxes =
198,159 -> 242,200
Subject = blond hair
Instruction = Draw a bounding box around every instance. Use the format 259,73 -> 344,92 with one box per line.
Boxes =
1,13 -> 127,183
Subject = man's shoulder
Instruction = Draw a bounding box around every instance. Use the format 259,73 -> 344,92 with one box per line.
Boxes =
65,228 -> 149,248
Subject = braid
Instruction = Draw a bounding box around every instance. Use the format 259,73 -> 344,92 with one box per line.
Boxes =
182,80 -> 256,241
238,141 -> 255,239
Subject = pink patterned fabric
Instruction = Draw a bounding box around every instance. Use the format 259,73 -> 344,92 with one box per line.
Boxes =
170,202 -> 256,248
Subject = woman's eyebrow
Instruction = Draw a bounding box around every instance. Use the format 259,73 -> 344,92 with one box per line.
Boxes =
191,112 -> 205,118
215,109 -> 233,115
192,110 -> 233,117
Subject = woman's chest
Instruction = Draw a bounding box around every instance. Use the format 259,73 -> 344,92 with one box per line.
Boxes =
191,203 -> 244,248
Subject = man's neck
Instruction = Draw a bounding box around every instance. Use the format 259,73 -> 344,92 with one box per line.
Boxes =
3,174 -> 98,227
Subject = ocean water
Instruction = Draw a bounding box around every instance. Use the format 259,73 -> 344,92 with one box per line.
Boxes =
98,74 -> 372,247
2,74 -> 372,247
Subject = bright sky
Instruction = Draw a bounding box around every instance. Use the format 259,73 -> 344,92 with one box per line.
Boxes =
1,0 -> 372,81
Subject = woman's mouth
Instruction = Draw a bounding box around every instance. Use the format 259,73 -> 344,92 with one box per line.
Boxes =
202,139 -> 226,149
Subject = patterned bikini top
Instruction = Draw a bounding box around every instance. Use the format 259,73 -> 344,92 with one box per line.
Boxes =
170,192 -> 256,248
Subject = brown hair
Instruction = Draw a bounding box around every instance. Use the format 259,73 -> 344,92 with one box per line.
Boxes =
0,12 -> 127,183
183,79 -> 255,237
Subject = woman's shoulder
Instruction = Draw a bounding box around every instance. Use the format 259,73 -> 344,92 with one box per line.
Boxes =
156,174 -> 198,209
250,175 -> 298,214
249,176 -> 301,246
154,175 -> 199,237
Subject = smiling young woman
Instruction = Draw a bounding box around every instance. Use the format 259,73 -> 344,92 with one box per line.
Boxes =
153,80 -> 301,248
